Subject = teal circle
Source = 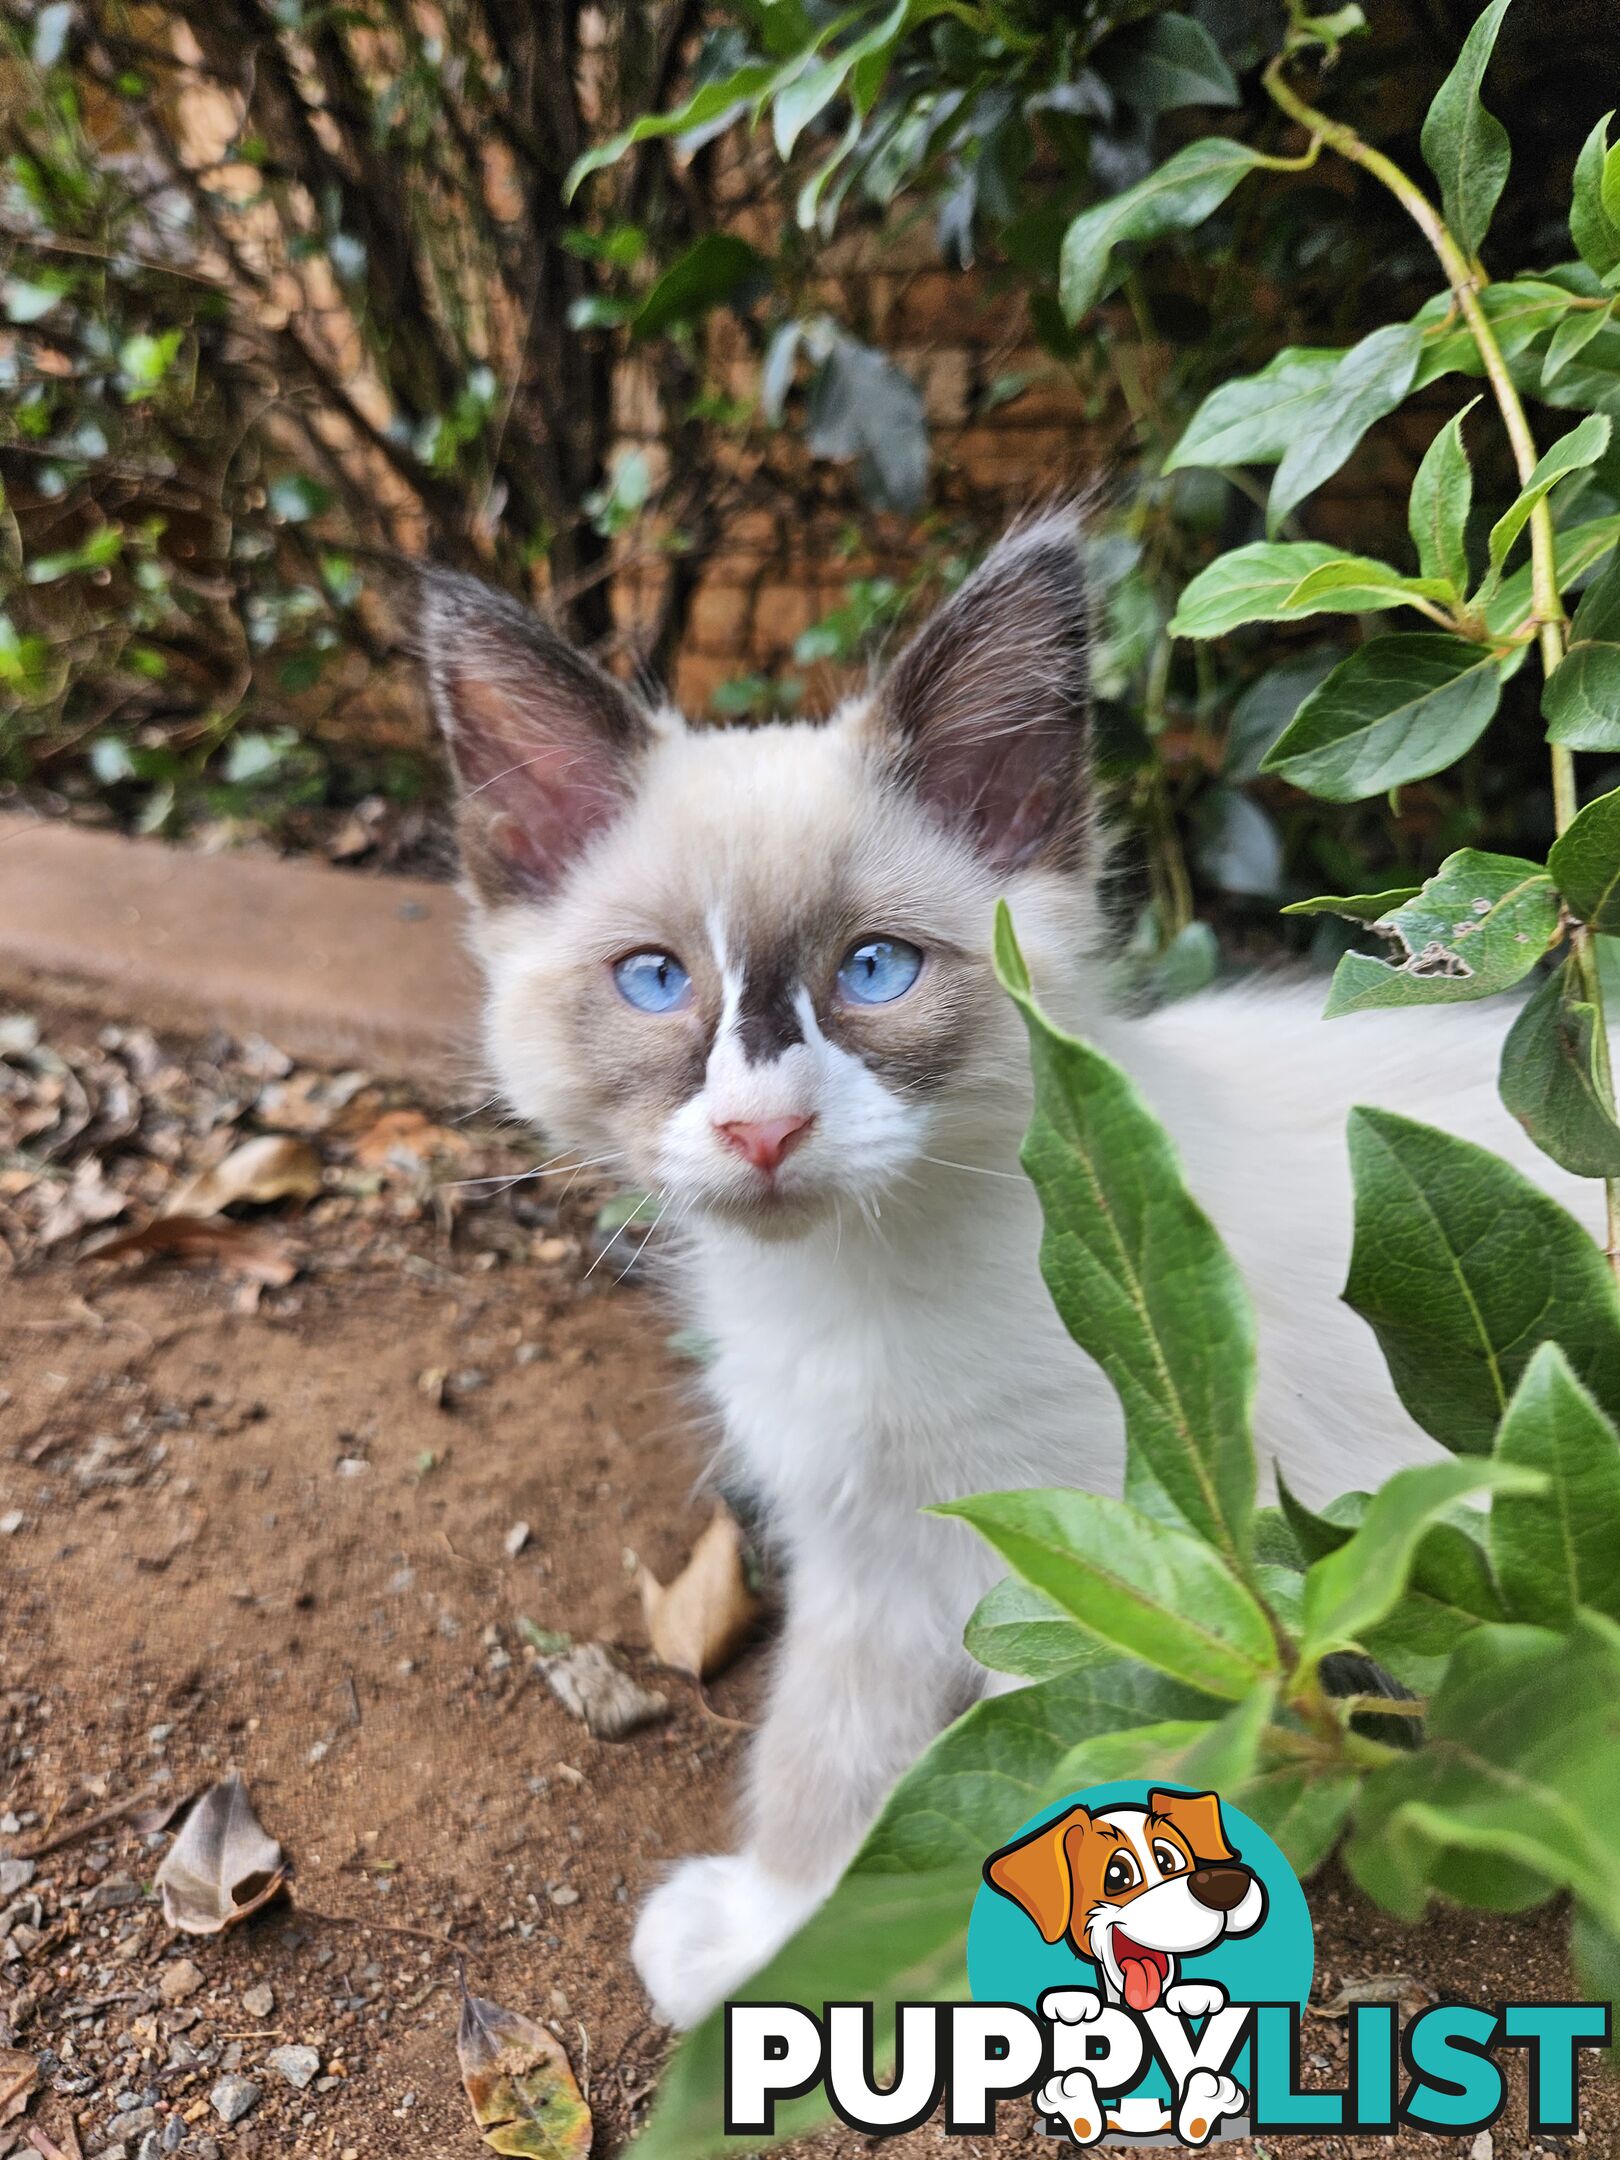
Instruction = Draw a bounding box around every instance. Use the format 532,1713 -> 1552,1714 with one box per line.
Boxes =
967,1781 -> 1313,2114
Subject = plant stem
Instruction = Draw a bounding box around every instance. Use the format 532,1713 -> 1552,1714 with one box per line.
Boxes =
1264,54 -> 1620,1273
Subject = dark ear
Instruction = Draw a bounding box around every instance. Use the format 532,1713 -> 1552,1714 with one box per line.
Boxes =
419,569 -> 652,905
865,515 -> 1092,873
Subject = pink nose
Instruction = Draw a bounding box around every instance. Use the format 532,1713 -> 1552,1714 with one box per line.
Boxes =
715,1115 -> 814,1175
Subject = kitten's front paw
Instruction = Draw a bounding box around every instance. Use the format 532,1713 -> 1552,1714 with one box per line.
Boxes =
632,1853 -> 821,2030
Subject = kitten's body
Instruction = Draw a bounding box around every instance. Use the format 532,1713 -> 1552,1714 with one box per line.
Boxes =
422,518 -> 1594,2032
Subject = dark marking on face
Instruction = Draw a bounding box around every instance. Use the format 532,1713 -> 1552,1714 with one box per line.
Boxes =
735,946 -> 805,1066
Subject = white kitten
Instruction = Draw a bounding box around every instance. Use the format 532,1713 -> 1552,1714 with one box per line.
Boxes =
421,517 -> 1593,2030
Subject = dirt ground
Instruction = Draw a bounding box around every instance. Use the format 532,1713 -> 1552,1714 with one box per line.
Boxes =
0,996 -> 1613,2160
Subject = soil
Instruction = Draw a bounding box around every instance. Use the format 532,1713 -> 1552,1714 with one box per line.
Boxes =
0,996 -> 1612,2160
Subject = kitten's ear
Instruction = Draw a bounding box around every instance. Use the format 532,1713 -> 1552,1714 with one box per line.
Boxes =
419,570 -> 652,905
864,515 -> 1092,873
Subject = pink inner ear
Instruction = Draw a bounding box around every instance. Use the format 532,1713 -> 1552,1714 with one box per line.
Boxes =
450,674 -> 635,897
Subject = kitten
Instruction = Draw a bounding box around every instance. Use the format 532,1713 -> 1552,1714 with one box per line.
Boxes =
421,515 -> 1591,2030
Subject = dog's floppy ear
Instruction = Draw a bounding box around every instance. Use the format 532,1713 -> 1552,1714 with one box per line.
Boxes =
1148,1788 -> 1237,1865
983,1804 -> 1092,1943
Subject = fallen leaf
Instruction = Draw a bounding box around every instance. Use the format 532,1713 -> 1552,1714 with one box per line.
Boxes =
538,1642 -> 668,1740
154,1773 -> 289,1934
352,1108 -> 465,1171
28,2115 -> 86,2160
0,2051 -> 37,2126
639,1509 -> 761,1681
1312,1971 -> 1431,2018
37,1158 -> 127,1246
457,1981 -> 591,2160
165,1134 -> 323,1218
256,1068 -> 371,1134
85,1216 -> 298,1286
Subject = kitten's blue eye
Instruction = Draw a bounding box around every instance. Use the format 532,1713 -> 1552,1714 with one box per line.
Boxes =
613,950 -> 692,1013
837,937 -> 923,1005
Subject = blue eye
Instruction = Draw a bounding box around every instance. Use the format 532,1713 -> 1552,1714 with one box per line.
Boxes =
837,937 -> 923,1005
613,950 -> 692,1013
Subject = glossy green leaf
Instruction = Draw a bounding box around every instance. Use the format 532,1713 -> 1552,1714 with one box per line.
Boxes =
939,1490 -> 1277,1699
631,234 -> 766,340
1225,651 -> 1342,779
1544,559 -> 1620,751
1261,635 -> 1503,802
1488,513 -> 1620,640
962,1576 -> 1105,1679
1166,347 -> 1344,472
1550,785 -> 1620,929
1095,12 -> 1239,114
1346,1614 -> 1620,1931
1282,558 -> 1456,616
635,1660 -> 1212,2160
1169,541 -> 1344,638
1491,1342 -> 1620,1627
1411,279 -> 1575,389
1345,1107 -> 1620,1452
1419,0 -> 1514,260
1484,413 -> 1611,580
995,907 -> 1257,1559
1321,850 -> 1558,1015
1571,113 -> 1620,280
1059,137 -> 1269,323
1543,302 -> 1615,387
565,60 -> 786,198
1408,401 -> 1477,592
771,0 -> 908,155
1270,324 -> 1424,532
1498,959 -> 1620,1179
1300,1459 -> 1539,1660
1281,886 -> 1421,922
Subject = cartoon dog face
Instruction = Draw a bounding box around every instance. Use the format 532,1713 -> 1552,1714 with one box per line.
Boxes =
983,1788 -> 1267,2012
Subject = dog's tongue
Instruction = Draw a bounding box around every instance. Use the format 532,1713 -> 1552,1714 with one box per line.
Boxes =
1121,1955 -> 1162,2012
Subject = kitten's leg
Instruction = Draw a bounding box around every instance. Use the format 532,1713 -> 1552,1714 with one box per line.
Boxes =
632,1521 -> 986,2027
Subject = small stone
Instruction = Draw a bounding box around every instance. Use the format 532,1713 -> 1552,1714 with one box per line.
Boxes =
88,1872 -> 142,1911
0,1858 -> 35,1897
1469,2137 -> 1493,2160
548,1883 -> 580,1907
209,2074 -> 261,2125
265,2044 -> 320,2091
0,1511 -> 24,1535
504,1521 -> 531,1557
241,1982 -> 274,2019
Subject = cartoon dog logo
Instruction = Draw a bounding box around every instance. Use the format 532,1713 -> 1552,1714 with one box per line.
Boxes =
983,1787 -> 1267,2146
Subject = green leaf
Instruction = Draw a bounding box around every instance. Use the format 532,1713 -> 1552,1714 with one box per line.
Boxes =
1059,137 -> 1268,323
1225,651 -> 1342,779
1419,0 -> 1514,260
1300,1459 -> 1539,1660
1411,279 -> 1575,389
1269,324 -> 1423,533
1498,959 -> 1620,1179
1320,850 -> 1558,1015
994,908 -> 1257,1560
1165,347 -> 1344,473
1544,558 -> 1620,751
1491,1342 -> 1620,1627
1057,1687 -> 1275,1797
117,329 -> 183,400
1571,113 -> 1620,281
565,58 -> 786,199
635,1660 -> 1209,2160
1236,1764 -> 1358,1877
805,335 -> 927,512
1169,541 -> 1345,638
1571,1909 -> 1620,2053
1409,401 -> 1478,593
1095,13 -> 1239,114
1260,635 -> 1503,802
962,1576 -> 1105,1679
1281,558 -> 1456,616
631,234 -> 766,340
771,0 -> 909,155
1542,302 -> 1615,388
1346,1614 -> 1620,1931
1281,886 -> 1422,922
1550,785 -> 1620,929
1484,413 -> 1611,580
1345,1106 -> 1620,1452
1488,513 -> 1620,641
939,1490 -> 1277,1700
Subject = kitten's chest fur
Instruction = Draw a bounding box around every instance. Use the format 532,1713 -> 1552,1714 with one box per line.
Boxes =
684,978 -> 1598,1531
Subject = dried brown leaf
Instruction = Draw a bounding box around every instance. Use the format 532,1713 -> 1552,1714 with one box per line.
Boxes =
352,1108 -> 466,1171
0,2052 -> 36,2126
37,1159 -> 127,1247
457,1983 -> 592,2160
1312,1972 -> 1431,2018
164,1134 -> 323,1218
154,1773 -> 289,1935
85,1215 -> 298,1286
639,1509 -> 761,1680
